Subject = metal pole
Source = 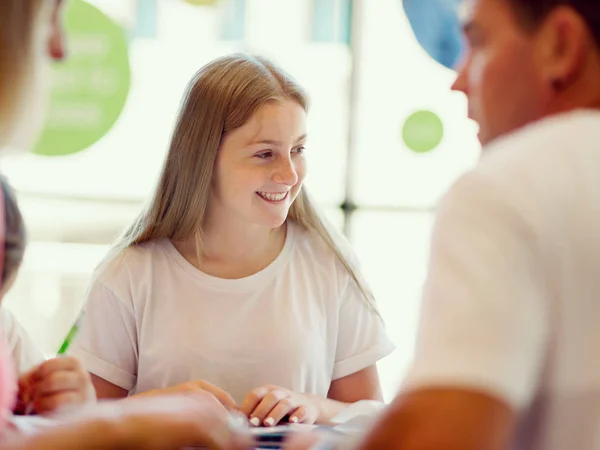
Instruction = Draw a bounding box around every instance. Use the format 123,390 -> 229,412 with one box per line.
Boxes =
341,0 -> 363,238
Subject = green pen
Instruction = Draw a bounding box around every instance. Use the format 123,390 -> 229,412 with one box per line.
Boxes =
57,316 -> 81,355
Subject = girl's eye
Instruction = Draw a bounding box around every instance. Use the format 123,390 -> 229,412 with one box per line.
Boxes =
256,151 -> 273,159
293,146 -> 305,155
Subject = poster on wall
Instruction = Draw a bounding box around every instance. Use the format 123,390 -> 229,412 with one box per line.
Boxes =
34,0 -> 131,157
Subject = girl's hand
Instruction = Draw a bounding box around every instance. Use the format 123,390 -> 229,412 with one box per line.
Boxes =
241,385 -> 318,427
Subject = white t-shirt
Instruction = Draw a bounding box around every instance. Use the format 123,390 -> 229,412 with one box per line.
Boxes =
1,309 -> 45,375
69,221 -> 394,404
402,110 -> 600,450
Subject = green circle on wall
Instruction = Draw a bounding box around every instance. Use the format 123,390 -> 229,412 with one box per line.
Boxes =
402,110 -> 444,153
33,0 -> 131,156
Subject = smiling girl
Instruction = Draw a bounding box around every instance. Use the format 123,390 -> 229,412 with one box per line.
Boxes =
69,53 -> 394,428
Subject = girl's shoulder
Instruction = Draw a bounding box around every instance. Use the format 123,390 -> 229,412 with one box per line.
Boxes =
91,239 -> 171,289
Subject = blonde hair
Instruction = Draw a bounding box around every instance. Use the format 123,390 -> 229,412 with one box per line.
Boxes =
0,0 -> 46,148
113,53 -> 377,311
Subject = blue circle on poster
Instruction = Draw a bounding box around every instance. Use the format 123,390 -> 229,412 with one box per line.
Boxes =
402,0 -> 463,69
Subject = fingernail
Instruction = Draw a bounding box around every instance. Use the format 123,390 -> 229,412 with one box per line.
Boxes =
290,416 -> 299,423
264,417 -> 275,427
250,417 -> 260,427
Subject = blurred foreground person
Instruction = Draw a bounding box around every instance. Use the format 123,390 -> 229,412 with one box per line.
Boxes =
288,0 -> 600,449
0,1 -> 249,449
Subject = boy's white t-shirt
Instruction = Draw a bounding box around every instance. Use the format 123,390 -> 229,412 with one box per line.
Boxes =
1,309 -> 45,375
69,222 -> 394,403
402,110 -> 600,450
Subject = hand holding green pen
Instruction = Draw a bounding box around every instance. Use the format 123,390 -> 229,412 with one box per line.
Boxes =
14,356 -> 96,415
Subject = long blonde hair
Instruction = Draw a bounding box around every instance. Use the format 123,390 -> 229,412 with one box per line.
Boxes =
0,0 -> 47,149
114,53 -> 377,311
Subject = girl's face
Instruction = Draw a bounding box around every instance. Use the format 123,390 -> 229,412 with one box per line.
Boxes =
209,99 -> 308,230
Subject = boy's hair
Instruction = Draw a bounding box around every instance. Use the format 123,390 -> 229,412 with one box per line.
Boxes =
509,0 -> 600,45
0,178 -> 26,285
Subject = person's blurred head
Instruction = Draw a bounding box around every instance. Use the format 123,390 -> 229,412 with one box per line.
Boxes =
0,177 -> 26,301
452,0 -> 600,145
0,176 -> 25,424
0,0 -> 66,151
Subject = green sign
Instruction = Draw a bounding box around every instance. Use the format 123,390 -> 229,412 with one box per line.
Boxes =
34,0 -> 131,156
402,110 -> 444,153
